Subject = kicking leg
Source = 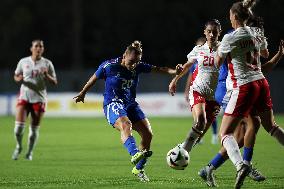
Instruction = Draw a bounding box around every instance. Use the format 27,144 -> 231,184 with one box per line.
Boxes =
183,103 -> 206,152
131,118 -> 153,182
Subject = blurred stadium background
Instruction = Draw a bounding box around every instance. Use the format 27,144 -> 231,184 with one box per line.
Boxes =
0,0 -> 284,116
0,1 -> 284,188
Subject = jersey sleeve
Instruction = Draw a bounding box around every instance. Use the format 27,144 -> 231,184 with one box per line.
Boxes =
218,34 -> 232,58
187,46 -> 198,61
94,62 -> 107,79
48,61 -> 57,79
136,62 -> 154,73
15,60 -> 23,75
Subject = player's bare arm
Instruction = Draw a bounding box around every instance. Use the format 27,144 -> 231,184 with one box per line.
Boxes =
169,60 -> 194,96
42,68 -> 57,85
151,64 -> 183,75
73,74 -> 98,103
216,55 -> 225,68
14,74 -> 23,83
262,40 -> 284,73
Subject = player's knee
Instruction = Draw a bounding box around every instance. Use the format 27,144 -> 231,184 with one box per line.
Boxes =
120,120 -> 133,133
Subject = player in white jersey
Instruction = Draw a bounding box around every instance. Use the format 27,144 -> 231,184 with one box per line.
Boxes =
215,1 -> 284,188
12,40 -> 57,161
169,19 -> 221,154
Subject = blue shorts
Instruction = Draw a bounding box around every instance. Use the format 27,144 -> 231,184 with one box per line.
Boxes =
215,80 -> 227,110
103,101 -> 146,126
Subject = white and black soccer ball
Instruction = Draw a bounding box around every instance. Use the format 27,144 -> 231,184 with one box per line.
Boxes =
166,144 -> 190,170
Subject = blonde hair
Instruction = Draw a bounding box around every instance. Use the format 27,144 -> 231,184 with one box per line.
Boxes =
125,40 -> 143,55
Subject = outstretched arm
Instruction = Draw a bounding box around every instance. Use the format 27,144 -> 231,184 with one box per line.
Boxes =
169,60 -> 195,96
73,74 -> 98,103
184,72 -> 193,103
43,70 -> 57,85
151,64 -> 183,75
261,40 -> 284,73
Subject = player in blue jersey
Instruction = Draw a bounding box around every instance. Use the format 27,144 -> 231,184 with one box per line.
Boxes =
184,37 -> 219,145
73,41 -> 182,182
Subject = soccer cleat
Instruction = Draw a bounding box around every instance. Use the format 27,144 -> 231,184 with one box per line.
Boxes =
132,166 -> 150,182
25,153 -> 33,161
198,166 -> 218,187
12,147 -> 22,160
131,150 -> 152,165
248,165 -> 266,182
235,164 -> 250,189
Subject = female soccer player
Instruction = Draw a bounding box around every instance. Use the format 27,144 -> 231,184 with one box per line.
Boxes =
73,41 -> 181,182
199,39 -> 284,187
198,14 -> 271,187
13,39 -> 57,161
184,37 -> 219,145
169,19 -> 222,154
215,0 -> 284,188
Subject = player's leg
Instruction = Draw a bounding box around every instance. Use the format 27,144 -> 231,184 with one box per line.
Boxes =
12,102 -> 28,160
199,123 -> 245,187
196,101 -> 220,145
241,115 -> 266,181
182,102 -> 206,152
211,120 -> 218,144
131,118 -> 153,182
105,102 -> 147,165
259,109 -> 284,146
257,78 -> 284,146
26,103 -> 45,160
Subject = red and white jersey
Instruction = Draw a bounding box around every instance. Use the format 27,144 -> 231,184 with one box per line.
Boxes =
15,56 -> 56,103
187,42 -> 220,100
218,26 -> 264,89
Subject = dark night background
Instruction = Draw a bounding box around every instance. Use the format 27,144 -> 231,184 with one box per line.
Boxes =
0,0 -> 284,101
0,0 -> 283,70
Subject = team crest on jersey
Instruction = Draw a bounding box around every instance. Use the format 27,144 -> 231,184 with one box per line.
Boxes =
116,72 -> 120,77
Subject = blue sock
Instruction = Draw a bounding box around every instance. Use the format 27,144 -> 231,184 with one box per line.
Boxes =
243,147 -> 253,164
209,153 -> 225,169
123,136 -> 139,156
212,119 -> 218,135
136,158 -> 147,170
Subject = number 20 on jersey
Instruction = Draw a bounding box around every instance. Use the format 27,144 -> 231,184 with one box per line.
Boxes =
203,56 -> 214,66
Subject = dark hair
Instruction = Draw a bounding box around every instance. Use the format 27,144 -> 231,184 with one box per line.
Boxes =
246,15 -> 264,29
31,39 -> 44,46
230,0 -> 257,23
204,19 -> 222,31
125,40 -> 142,55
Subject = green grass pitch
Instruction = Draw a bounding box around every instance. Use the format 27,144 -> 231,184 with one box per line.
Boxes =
0,115 -> 284,189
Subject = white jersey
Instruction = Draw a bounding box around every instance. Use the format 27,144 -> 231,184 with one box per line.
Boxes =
187,42 -> 220,100
15,56 -> 56,103
218,26 -> 264,89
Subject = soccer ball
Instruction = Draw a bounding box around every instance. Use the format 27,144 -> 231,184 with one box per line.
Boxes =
166,144 -> 190,170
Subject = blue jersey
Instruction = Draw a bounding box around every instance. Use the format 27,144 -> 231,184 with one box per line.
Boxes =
95,57 -> 153,106
218,61 -> 228,82
189,61 -> 197,74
